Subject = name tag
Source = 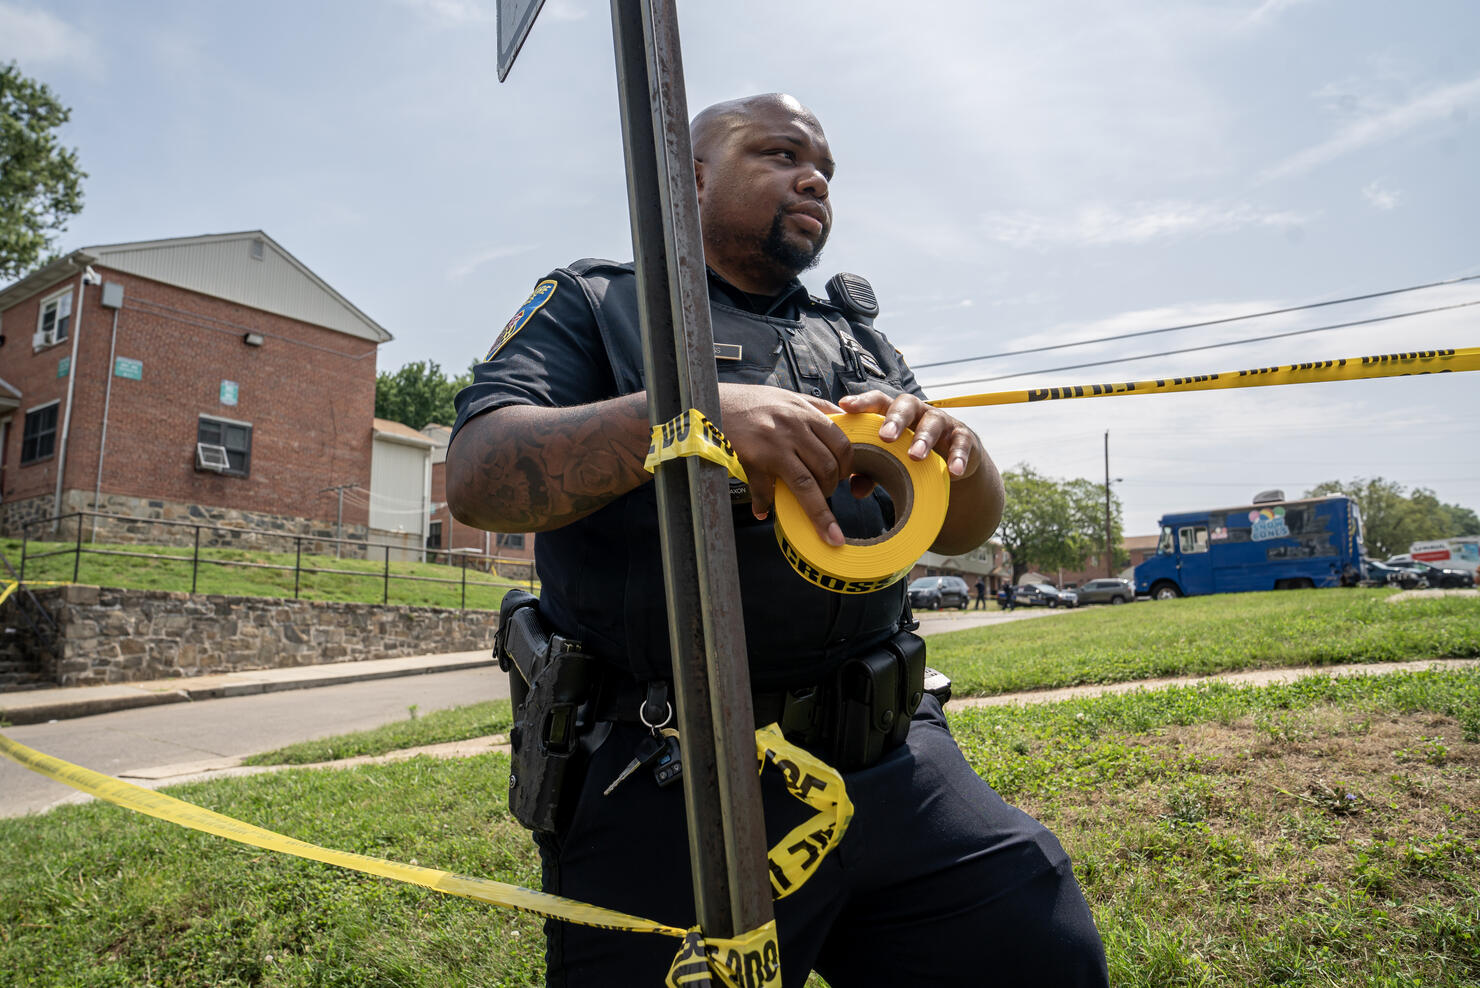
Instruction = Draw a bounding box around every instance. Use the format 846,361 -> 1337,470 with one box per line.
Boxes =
714,343 -> 742,362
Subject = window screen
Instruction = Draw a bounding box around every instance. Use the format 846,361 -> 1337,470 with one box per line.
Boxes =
198,417 -> 252,477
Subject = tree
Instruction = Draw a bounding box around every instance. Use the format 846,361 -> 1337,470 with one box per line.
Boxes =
1303,477 -> 1478,557
996,465 -> 1123,583
1,62 -> 86,280
374,360 -> 473,429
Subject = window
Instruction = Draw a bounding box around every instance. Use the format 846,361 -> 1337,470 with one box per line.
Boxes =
496,532 -> 525,550
1178,525 -> 1209,554
1157,526 -> 1175,555
197,416 -> 252,477
427,520 -> 443,549
34,291 -> 72,348
21,402 -> 59,464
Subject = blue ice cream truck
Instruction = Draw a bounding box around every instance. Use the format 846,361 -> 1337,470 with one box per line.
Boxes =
1134,492 -> 1364,599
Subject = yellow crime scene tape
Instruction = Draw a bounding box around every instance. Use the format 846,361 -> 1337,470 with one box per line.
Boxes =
925,345 -> 1480,408
0,722 -> 850,988
0,580 -> 70,606
771,414 -> 949,595
646,347 -> 1480,597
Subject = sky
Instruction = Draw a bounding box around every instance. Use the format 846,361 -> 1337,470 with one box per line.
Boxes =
3,0 -> 1477,538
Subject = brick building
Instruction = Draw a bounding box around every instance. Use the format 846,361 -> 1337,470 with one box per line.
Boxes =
0,231 -> 391,547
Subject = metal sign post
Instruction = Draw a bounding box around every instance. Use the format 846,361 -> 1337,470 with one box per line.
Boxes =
498,0 -> 774,949
606,0 -> 774,942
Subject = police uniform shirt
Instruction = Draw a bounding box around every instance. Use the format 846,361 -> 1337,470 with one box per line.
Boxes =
452,260 -> 925,689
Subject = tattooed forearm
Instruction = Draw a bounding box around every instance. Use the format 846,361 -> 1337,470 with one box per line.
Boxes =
446,394 -> 654,532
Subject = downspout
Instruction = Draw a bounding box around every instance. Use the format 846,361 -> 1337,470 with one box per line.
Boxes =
422,450 -> 432,564
52,263 -> 98,530
90,301 -> 122,541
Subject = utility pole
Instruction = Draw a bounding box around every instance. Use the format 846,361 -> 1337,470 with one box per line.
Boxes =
320,484 -> 355,557
1104,431 -> 1114,578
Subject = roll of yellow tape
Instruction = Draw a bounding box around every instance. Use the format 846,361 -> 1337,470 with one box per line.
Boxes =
772,413 -> 950,594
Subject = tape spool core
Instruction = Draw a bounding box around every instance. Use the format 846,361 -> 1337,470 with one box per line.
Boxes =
844,444 -> 913,547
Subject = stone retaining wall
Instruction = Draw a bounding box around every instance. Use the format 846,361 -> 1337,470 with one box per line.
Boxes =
3,585 -> 499,687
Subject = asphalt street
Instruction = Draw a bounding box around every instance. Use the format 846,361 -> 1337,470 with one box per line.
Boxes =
0,603 -> 1068,818
1,666 -> 509,818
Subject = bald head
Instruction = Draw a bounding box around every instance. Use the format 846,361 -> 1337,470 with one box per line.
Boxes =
691,93 -> 822,161
689,94 -> 835,294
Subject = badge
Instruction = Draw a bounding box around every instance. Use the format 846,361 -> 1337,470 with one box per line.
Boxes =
485,279 -> 558,361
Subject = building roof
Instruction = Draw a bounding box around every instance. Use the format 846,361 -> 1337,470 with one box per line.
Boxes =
1124,534 -> 1160,551
373,417 -> 437,447
0,231 -> 392,344
0,374 -> 19,415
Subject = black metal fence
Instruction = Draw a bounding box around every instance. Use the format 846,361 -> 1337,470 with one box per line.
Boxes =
15,511 -> 535,610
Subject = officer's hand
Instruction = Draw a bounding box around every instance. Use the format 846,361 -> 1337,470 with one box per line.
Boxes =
718,383 -> 852,546
837,390 -> 982,480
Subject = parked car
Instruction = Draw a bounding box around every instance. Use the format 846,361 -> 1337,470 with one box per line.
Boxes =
1010,584 -> 1057,607
907,575 -> 971,610
1077,578 -> 1135,605
1398,560 -> 1475,589
1363,560 -> 1424,589
1057,587 -> 1079,608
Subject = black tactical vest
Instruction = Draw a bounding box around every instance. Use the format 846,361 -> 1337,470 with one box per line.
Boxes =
532,260 -> 923,689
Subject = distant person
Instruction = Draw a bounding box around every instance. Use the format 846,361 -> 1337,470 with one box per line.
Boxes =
1006,584 -> 1016,611
974,576 -> 987,609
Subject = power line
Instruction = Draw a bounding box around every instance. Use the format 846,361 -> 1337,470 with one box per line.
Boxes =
923,299 -> 1480,392
911,271 -> 1480,371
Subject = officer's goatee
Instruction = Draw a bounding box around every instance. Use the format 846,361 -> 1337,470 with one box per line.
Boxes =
763,205 -> 828,275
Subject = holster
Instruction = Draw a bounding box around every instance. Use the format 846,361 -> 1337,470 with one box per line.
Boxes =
496,590 -> 597,834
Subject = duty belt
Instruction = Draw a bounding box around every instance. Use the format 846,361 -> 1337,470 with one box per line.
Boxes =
590,629 -> 930,773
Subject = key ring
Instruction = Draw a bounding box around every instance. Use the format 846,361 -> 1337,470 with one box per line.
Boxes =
640,700 -> 673,731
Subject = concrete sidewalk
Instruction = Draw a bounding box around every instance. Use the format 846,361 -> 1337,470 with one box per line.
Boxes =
0,651 -> 496,726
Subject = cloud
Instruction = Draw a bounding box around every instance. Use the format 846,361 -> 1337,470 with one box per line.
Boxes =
1361,180 -> 1401,211
981,201 -> 1308,249
391,0 -> 491,23
0,4 -> 96,64
446,244 -> 533,281
1260,75 -> 1480,182
542,1 -> 588,22
1245,0 -> 1314,26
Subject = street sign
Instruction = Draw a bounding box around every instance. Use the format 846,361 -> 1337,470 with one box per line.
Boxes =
496,0 -> 547,82
114,357 -> 143,380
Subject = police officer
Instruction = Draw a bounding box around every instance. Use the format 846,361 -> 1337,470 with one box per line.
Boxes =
448,93 -> 1108,987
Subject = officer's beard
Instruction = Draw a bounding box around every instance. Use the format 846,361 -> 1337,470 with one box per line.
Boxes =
762,206 -> 828,276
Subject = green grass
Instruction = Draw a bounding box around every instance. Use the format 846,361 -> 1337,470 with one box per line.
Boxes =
930,588 -> 1480,696
3,668 -> 1477,986
243,700 -> 515,766
1,537 -> 537,610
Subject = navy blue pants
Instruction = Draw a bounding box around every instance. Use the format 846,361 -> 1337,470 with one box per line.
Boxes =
537,697 -> 1109,987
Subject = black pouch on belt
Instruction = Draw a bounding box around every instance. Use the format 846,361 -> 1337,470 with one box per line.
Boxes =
829,630 -> 927,771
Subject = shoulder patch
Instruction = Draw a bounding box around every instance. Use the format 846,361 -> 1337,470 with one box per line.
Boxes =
485,279 -> 558,361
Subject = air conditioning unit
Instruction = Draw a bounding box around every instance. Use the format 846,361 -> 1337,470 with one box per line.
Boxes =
1252,489 -> 1285,504
196,443 -> 230,472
